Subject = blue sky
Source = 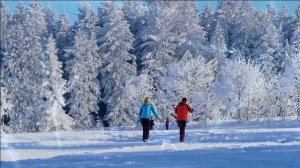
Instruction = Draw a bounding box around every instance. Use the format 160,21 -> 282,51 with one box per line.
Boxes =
3,1 -> 300,23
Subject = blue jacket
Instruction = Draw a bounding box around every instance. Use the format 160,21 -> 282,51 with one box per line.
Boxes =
139,104 -> 159,119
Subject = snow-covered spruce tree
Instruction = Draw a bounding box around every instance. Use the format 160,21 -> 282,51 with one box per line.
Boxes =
96,0 -> 113,28
43,5 -> 56,38
74,2 -> 99,37
137,1 -> 178,84
0,2 -> 12,125
213,0 -> 240,49
56,12 -> 73,81
213,58 -> 267,122
0,2 -> 12,62
276,39 -> 291,74
65,2 -> 101,129
276,5 -> 294,44
12,1 -> 27,25
69,2 -> 99,62
159,51 -> 216,124
66,31 -> 101,129
123,0 -> 147,72
231,1 -> 261,60
266,3 -> 291,72
38,36 -> 73,132
266,2 -> 277,24
175,1 -> 211,59
256,11 -> 281,79
1,23 -> 25,132
295,4 -> 300,24
2,1 -> 50,132
201,4 -> 213,42
98,2 -> 136,126
211,21 -> 227,71
123,0 -> 146,36
290,6 -> 300,56
291,52 -> 300,120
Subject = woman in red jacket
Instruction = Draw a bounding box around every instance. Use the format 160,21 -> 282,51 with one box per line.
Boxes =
175,98 -> 194,142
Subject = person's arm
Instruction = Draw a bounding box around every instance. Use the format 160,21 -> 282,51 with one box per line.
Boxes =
175,105 -> 178,114
139,106 -> 143,119
151,105 -> 159,119
187,105 -> 194,113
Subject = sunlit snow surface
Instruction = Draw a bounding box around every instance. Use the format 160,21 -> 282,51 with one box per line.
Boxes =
1,121 -> 300,168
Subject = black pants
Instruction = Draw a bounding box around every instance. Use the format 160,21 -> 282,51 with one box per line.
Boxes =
141,118 -> 150,140
177,120 -> 187,142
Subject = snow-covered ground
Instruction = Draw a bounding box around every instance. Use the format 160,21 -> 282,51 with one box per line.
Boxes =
1,120 -> 300,168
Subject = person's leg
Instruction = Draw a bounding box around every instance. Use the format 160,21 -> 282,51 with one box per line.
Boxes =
177,121 -> 183,142
141,118 -> 150,141
141,118 -> 147,141
179,127 -> 184,142
145,119 -> 150,140
179,121 -> 186,142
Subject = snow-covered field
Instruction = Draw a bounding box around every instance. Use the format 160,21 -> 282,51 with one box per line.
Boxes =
1,121 -> 300,168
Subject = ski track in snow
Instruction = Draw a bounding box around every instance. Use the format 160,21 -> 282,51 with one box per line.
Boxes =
1,121 -> 300,167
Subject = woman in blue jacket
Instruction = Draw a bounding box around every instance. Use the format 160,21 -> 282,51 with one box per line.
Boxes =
139,97 -> 159,142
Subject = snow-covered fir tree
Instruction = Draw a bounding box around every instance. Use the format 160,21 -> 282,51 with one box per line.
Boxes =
56,12 -> 72,71
66,31 -> 101,129
231,1 -> 261,60
175,1 -> 210,59
201,4 -> 213,42
257,11 -> 281,78
0,2 -> 11,63
276,5 -> 294,43
211,21 -> 227,70
43,5 -> 56,37
213,0 -> 240,48
267,2 -> 277,24
0,3 -> 12,120
290,6 -> 300,55
291,53 -> 300,119
0,2 -> 12,126
12,1 -> 27,25
137,1 -> 178,89
123,0 -> 146,36
276,39 -> 291,74
98,1 -> 136,126
1,23 -> 25,132
123,0 -> 146,72
65,2 -> 102,129
96,1 -> 112,28
2,1 -> 50,132
38,36 -> 73,132
74,2 -> 99,37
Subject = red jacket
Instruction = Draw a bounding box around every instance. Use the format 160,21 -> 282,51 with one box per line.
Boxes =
175,102 -> 194,121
